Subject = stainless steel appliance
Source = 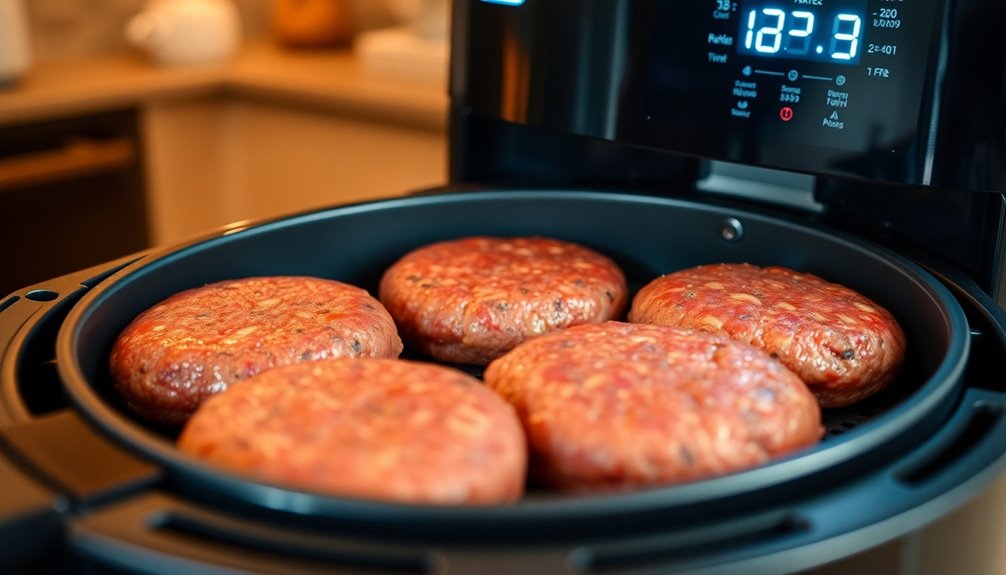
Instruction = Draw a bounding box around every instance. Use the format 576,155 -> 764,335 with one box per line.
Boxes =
2,1 -> 1005,573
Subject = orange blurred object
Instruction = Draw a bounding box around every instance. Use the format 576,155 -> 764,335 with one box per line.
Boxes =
271,0 -> 355,48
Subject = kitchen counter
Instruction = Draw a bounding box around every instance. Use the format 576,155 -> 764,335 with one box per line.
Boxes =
0,40 -> 449,247
0,41 -> 448,131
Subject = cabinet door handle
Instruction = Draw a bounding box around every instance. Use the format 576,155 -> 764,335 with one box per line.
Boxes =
0,137 -> 136,193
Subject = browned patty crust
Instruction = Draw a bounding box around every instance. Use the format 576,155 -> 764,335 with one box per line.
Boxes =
483,321 -> 822,489
178,358 -> 527,505
110,276 -> 403,425
628,263 -> 907,408
379,236 -> 628,365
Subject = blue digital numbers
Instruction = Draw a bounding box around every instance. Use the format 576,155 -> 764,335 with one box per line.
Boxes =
830,14 -> 863,60
737,1 -> 866,64
787,11 -> 815,56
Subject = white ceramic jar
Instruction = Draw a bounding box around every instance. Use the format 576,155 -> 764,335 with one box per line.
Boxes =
126,0 -> 241,67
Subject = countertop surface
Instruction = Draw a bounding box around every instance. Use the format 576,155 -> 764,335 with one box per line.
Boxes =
0,41 -> 449,130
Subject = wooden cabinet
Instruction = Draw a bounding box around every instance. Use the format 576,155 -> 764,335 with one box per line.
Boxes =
0,109 -> 150,295
0,44 -> 449,257
142,95 -> 446,246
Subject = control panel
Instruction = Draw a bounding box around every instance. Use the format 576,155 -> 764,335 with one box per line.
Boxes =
462,0 -> 1005,187
639,0 -> 943,177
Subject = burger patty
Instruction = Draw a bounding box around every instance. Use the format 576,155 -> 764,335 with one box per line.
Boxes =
379,236 -> 628,365
177,358 -> 528,505
628,263 -> 907,408
483,321 -> 822,489
110,276 -> 403,426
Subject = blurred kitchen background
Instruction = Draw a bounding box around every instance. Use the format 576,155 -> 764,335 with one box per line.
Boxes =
0,0 -> 449,295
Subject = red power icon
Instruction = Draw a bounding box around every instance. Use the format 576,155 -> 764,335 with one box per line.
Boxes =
779,107 -> 794,122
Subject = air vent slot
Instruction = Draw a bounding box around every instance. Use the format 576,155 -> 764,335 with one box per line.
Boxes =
896,402 -> 1002,486
156,512 -> 431,574
573,511 -> 808,574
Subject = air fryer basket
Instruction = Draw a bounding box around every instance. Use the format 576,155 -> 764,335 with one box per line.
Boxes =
33,189 -> 1004,574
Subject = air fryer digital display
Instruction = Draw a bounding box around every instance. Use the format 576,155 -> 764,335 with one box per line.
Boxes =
641,0 -> 942,177
735,0 -> 867,64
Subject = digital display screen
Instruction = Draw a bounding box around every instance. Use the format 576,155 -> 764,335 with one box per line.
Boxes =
736,0 -> 868,64
633,0 -> 943,181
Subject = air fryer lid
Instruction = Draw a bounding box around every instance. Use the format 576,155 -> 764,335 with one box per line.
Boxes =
57,190 -> 967,533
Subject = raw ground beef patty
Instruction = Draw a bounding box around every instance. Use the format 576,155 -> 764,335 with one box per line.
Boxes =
483,321 -> 822,489
177,358 -> 528,505
628,263 -> 907,408
109,276 -> 403,425
378,236 -> 628,365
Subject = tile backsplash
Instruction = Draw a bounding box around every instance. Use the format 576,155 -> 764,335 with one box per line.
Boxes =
25,0 -> 400,63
